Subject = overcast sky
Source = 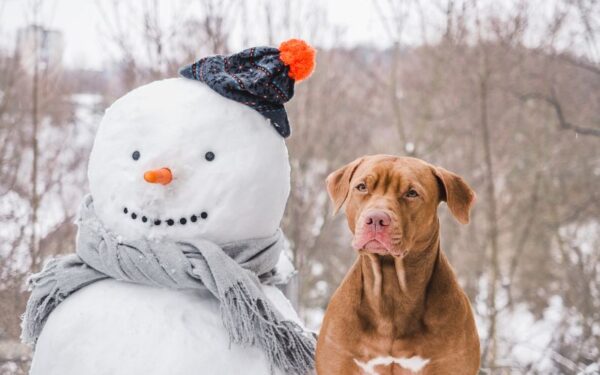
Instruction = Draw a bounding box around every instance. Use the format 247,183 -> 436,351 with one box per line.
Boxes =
0,0 -> 398,70
0,0 -> 592,70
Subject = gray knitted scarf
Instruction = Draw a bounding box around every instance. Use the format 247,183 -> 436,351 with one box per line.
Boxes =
21,195 -> 315,375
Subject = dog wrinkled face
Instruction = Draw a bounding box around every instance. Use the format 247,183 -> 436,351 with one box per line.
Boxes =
326,155 -> 475,257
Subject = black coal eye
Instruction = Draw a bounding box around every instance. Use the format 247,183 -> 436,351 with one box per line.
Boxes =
405,189 -> 419,198
205,151 -> 215,161
132,150 -> 140,160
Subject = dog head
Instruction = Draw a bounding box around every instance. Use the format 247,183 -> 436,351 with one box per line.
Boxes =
326,155 -> 475,257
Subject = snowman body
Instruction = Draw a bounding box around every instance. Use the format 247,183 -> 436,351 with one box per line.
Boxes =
30,280 -> 298,375
29,78 -> 299,375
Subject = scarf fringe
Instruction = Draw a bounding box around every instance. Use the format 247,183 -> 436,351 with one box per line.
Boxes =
21,259 -> 65,346
221,282 -> 316,375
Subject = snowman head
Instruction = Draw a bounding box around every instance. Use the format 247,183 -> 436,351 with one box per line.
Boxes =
89,39 -> 315,244
88,78 -> 290,244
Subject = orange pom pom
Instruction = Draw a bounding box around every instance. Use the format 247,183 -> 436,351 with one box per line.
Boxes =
279,39 -> 316,82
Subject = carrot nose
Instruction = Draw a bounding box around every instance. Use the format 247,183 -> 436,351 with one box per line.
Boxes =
144,168 -> 172,185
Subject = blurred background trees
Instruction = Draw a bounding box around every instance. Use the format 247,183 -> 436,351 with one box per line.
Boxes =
0,0 -> 598,374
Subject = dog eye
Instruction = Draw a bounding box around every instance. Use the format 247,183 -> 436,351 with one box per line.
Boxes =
132,150 -> 140,161
355,183 -> 368,192
405,189 -> 419,198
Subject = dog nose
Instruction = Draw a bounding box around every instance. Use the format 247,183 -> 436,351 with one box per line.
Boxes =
364,210 -> 391,232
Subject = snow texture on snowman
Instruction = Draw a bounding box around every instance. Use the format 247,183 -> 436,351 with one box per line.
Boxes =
21,39 -> 317,375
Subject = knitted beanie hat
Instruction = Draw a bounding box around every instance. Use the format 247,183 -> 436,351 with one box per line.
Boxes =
179,39 -> 316,138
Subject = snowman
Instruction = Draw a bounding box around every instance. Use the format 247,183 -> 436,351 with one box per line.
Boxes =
22,39 -> 316,375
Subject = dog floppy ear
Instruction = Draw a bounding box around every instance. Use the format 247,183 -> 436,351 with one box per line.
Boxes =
326,157 -> 364,214
433,166 -> 476,224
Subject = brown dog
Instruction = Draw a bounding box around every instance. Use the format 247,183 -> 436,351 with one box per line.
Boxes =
316,155 -> 480,375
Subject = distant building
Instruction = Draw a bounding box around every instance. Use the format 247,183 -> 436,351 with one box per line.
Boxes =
16,24 -> 64,73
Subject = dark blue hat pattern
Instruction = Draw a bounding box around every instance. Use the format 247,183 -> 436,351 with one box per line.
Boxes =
179,40 -> 315,138
180,47 -> 294,137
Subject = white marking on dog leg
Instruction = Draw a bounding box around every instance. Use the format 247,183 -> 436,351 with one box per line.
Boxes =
354,356 -> 394,375
354,356 -> 430,375
395,356 -> 430,372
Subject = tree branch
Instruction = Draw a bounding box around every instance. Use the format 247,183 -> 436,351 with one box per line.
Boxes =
520,93 -> 600,137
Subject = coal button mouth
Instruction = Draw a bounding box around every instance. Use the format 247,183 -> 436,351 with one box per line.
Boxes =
122,206 -> 208,227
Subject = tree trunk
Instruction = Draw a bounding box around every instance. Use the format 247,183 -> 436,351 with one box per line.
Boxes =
30,13 -> 40,273
478,62 -> 500,371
